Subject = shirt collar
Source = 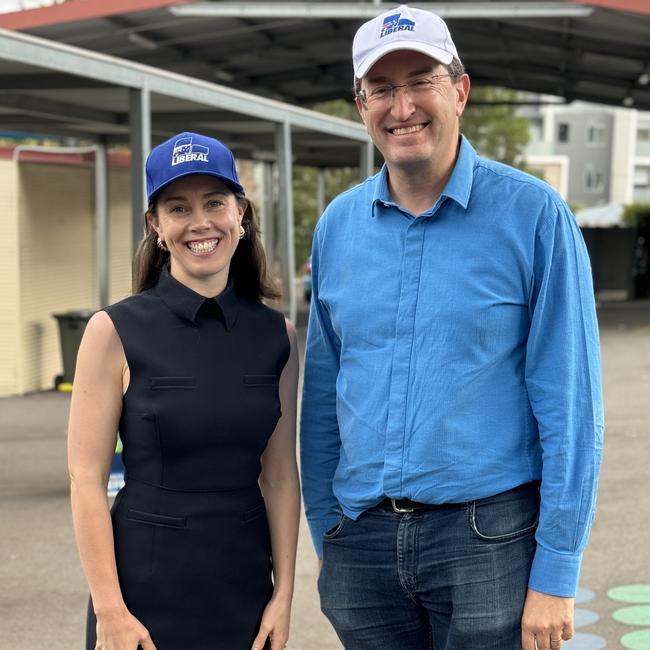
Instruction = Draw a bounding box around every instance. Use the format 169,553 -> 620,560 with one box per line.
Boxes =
371,134 -> 476,217
370,165 -> 392,217
442,134 -> 475,210
155,267 -> 239,330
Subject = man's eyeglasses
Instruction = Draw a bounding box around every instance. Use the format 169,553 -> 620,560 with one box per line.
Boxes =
357,73 -> 457,111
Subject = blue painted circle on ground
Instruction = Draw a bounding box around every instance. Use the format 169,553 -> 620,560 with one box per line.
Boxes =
608,585 -> 650,604
563,632 -> 607,649
621,629 -> 650,650
576,587 -> 596,604
574,607 -> 599,628
613,605 -> 650,626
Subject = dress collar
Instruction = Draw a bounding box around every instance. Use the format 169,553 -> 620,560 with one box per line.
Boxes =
155,267 -> 239,330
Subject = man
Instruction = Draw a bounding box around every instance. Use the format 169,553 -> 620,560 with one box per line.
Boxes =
300,5 -> 604,650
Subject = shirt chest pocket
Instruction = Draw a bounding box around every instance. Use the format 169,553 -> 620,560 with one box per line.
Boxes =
150,376 -> 196,390
243,374 -> 279,387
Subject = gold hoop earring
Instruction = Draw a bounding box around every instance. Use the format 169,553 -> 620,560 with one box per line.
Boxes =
238,225 -> 245,240
156,237 -> 168,251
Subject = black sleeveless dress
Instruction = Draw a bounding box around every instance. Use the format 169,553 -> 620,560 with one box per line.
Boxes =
85,268 -> 290,650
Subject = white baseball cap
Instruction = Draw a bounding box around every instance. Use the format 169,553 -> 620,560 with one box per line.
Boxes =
353,4 -> 460,79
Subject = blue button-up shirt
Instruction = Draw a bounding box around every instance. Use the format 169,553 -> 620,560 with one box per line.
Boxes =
300,136 -> 604,597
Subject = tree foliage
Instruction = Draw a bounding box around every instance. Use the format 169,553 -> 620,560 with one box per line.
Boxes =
461,86 -> 530,167
622,203 -> 650,227
293,100 -> 362,268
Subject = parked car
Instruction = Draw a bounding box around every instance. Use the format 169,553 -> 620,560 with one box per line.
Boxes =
302,256 -> 312,302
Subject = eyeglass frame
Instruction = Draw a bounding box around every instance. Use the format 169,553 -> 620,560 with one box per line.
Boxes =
356,72 -> 460,111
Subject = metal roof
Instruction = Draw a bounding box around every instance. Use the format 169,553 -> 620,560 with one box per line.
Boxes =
1,0 -> 650,111
0,23 -> 371,168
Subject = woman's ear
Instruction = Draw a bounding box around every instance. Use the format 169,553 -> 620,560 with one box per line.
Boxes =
236,198 -> 248,223
146,209 -> 160,236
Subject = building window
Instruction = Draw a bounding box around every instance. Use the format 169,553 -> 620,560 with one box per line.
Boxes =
585,167 -> 604,191
634,166 -> 650,202
558,122 -> 569,143
586,123 -> 605,145
634,166 -> 650,188
636,125 -> 650,155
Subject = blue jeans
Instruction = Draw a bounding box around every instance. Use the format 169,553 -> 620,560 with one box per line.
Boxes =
318,482 -> 539,650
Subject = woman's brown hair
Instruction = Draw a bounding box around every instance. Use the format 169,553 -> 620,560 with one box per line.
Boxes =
132,192 -> 280,301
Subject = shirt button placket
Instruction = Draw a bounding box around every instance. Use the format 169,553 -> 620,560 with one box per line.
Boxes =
383,218 -> 425,495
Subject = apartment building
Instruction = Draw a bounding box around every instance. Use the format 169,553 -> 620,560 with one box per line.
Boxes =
523,98 -> 650,209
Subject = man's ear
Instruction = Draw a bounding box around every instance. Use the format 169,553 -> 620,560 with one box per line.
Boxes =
355,96 -> 368,127
455,74 -> 471,118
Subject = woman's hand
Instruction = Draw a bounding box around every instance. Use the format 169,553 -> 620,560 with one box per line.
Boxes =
251,594 -> 291,650
95,608 -> 157,650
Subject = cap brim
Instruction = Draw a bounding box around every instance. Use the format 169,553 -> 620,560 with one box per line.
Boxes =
355,42 -> 454,79
148,170 -> 245,204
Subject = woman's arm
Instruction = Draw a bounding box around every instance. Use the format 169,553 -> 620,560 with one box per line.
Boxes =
68,311 -> 156,650
252,319 -> 301,650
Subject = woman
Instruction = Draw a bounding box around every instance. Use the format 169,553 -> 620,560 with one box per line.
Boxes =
68,132 -> 300,650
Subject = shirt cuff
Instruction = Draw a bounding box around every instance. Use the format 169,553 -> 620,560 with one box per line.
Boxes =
528,544 -> 583,597
307,515 -> 342,560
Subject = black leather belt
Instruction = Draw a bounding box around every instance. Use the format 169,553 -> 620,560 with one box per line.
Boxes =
377,497 -> 465,514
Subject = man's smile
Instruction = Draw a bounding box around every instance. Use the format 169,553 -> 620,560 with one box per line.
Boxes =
387,122 -> 430,136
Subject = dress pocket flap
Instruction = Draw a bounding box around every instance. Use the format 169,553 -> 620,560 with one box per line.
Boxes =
126,509 -> 187,528
150,376 -> 196,390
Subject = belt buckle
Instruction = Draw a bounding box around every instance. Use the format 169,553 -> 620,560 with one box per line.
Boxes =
390,498 -> 414,514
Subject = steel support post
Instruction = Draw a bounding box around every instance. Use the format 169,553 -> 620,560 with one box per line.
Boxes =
129,86 -> 151,257
94,142 -> 109,308
275,121 -> 296,323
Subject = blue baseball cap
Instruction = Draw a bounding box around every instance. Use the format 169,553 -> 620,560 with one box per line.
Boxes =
145,131 -> 244,203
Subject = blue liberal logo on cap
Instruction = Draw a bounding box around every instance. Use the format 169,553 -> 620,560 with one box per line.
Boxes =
145,131 -> 244,202
171,136 -> 209,166
380,13 -> 415,38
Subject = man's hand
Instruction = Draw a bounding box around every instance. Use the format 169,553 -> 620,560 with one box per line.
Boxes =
521,588 -> 574,650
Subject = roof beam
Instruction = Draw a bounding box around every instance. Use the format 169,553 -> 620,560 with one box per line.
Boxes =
0,74 -> 112,90
125,18 -> 283,55
241,63 -> 352,88
170,2 -> 593,20
567,0 -> 650,16
1,124 -> 107,141
470,60 -> 650,98
501,16 -> 650,49
0,0 -> 195,30
0,93 -> 120,125
0,27 -> 370,142
457,22 -> 650,63
0,113 -> 72,125
55,14 -> 206,47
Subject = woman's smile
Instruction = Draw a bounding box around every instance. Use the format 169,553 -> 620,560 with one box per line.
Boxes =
186,237 -> 221,255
